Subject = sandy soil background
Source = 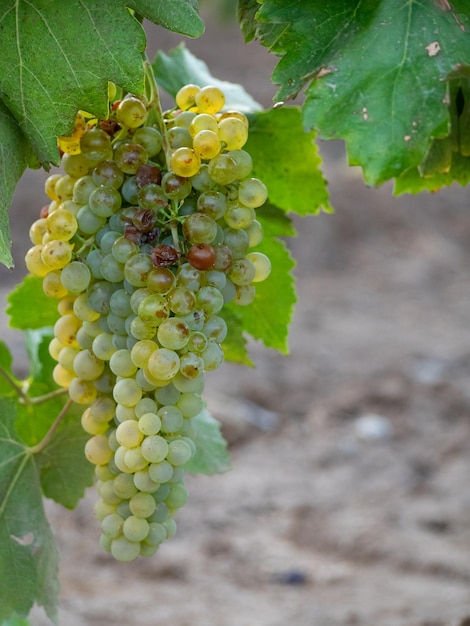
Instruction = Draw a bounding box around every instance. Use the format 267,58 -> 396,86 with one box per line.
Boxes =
2,6 -> 470,626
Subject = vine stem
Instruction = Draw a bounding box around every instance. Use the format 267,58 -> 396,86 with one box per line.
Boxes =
28,398 -> 73,455
143,60 -> 172,168
0,366 -> 28,402
143,59 -> 183,252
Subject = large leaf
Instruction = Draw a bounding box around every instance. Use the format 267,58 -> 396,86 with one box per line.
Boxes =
0,399 -> 59,623
252,0 -> 470,185
6,275 -> 59,330
0,102 -> 38,268
246,107 -> 331,215
153,42 -> 262,112
0,0 -> 203,267
185,408 -> 231,475
228,204 -> 296,354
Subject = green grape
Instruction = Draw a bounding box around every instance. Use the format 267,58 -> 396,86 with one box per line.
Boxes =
121,176 -> 139,204
168,126 -> 193,149
146,267 -> 176,294
155,383 -> 180,406
114,142 -> 148,175
207,153 -> 238,185
77,205 -> 106,235
218,117 -> 248,150
227,149 -> 253,178
116,419 -> 144,447
147,348 -> 180,381
183,212 -> 217,244
197,286 -> 224,315
173,110 -> 196,129
73,349 -> 105,380
201,341 -> 224,370
41,239 -> 72,270
148,461 -> 173,484
238,177 -> 268,208
189,113 -> 219,136
84,434 -> 113,465
245,219 -> 263,247
233,284 -> 256,306
195,86 -> 225,114
88,185 -> 122,217
141,435 -> 169,464
203,315 -> 227,342
113,377 -> 143,407
176,392 -> 203,418
228,258 -> 256,286
165,483 -> 188,509
113,473 -> 138,500
101,513 -> 125,539
110,289 -> 132,317
73,293 -> 100,322
138,412 -> 162,436
124,253 -> 153,287
116,96 -> 148,129
92,159 -> 124,189
166,439 -> 193,466
109,349 -> 138,377
129,491 -> 157,518
62,152 -> 92,178
246,251 -> 272,282
161,172 -> 192,200
169,147 -> 201,178
80,128 -> 112,163
138,293 -> 169,325
179,352 -> 205,379
110,536 -> 141,562
158,405 -> 184,433
43,271 -> 68,299
224,203 -> 255,230
133,126 -> 163,157
135,397 -> 158,418
190,163 -> 215,192
175,83 -> 200,110
112,236 -> 138,264
46,209 -> 78,241
157,317 -> 190,350
223,228 -> 249,259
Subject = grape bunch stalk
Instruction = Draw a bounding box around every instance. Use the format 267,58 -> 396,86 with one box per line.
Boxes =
24,74 -> 271,562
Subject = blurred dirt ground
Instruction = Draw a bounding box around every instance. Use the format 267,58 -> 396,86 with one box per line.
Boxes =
2,7 -> 470,626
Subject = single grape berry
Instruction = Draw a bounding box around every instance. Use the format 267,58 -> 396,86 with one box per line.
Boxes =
187,244 -> 216,270
151,244 -> 179,267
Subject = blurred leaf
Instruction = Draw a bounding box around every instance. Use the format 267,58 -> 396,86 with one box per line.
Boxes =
6,276 -> 59,330
185,408 -> 231,475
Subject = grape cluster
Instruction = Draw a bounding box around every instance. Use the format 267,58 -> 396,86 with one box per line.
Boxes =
25,83 -> 271,561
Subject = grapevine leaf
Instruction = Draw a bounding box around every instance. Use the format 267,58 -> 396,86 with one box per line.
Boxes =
0,101 -> 38,269
237,0 -> 260,43
228,204 -> 296,354
16,330 -> 94,508
152,43 -> 263,112
6,275 -> 59,330
0,399 -> 59,623
220,308 -> 253,366
185,408 -> 231,475
394,152 -> 470,194
253,0 -> 470,184
246,107 -> 332,215
2,614 -> 31,626
0,341 -> 19,398
127,0 -> 204,38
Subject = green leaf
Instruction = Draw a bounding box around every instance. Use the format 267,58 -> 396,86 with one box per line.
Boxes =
128,0 -> 204,38
185,408 -> 231,475
254,0 -> 470,184
0,399 -> 59,623
394,151 -> 470,194
2,614 -> 31,626
237,0 -> 260,43
0,341 -> 19,398
15,330 -> 94,508
6,275 -> 59,330
220,308 -> 253,366
152,42 -> 263,112
229,204 -> 296,354
246,107 -> 332,214
0,101 -> 38,269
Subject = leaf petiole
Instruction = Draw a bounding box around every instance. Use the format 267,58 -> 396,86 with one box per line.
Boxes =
27,397 -> 73,454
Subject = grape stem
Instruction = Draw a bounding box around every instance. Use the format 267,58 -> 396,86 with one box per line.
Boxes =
143,60 -> 182,254
0,366 -> 28,402
28,398 -> 73,454
143,60 -> 172,171
0,366 -> 68,405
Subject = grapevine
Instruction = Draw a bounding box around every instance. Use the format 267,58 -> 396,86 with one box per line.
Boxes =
23,67 -> 271,562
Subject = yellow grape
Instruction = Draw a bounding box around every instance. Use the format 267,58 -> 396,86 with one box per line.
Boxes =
195,86 -> 225,114
175,83 -> 201,111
